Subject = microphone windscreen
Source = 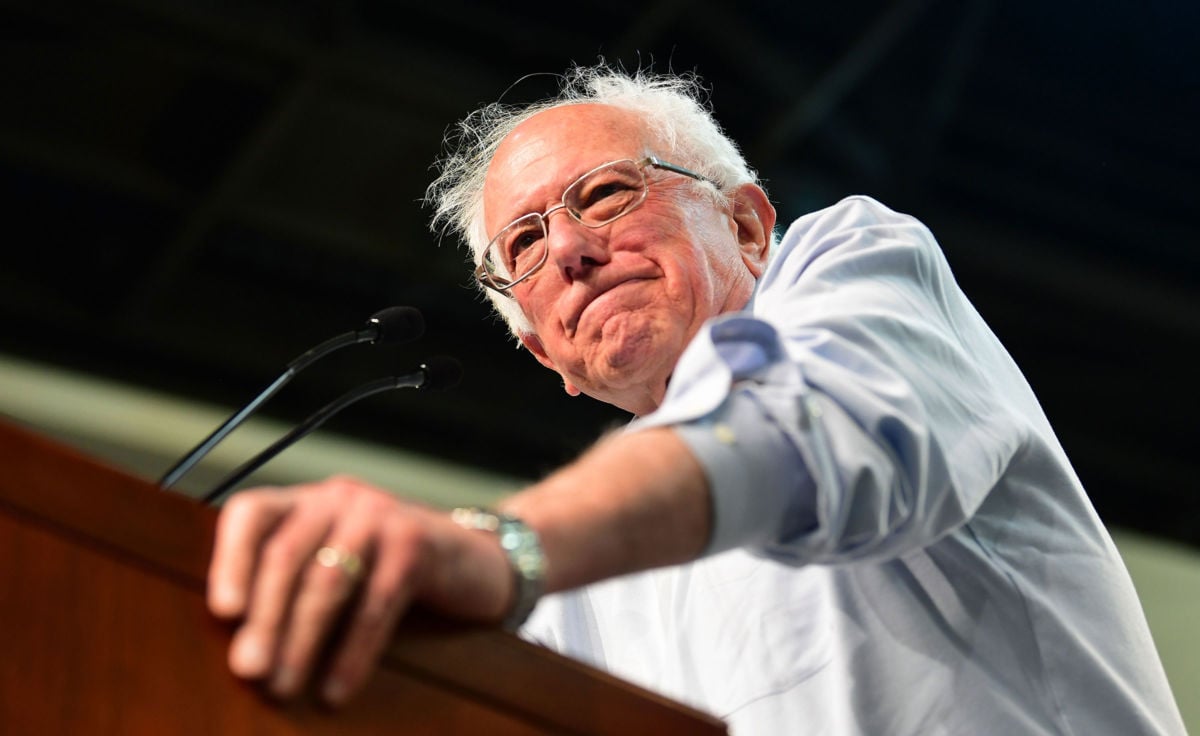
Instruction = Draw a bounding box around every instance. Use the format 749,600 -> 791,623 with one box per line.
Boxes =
420,356 -> 463,391
368,306 -> 425,344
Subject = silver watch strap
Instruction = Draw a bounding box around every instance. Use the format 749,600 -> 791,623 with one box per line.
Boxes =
450,507 -> 545,630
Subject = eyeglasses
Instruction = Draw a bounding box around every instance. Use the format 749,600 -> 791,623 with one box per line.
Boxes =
475,156 -> 711,293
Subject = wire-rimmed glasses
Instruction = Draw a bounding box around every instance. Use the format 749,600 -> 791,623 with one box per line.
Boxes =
475,156 -> 710,293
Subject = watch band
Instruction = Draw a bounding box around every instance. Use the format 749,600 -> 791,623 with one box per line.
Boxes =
450,507 -> 545,630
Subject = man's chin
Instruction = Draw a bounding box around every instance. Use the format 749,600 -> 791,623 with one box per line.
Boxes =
571,318 -> 681,410
580,358 -> 672,415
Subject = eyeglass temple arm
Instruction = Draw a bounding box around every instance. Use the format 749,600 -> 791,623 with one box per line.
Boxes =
644,156 -> 713,185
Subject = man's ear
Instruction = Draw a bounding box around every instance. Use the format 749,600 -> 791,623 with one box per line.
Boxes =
520,333 -> 582,396
730,183 -> 776,278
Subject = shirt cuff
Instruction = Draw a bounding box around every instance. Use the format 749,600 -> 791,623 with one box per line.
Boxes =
672,388 -> 818,556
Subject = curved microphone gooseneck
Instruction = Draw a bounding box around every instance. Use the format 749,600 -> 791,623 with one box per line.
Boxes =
158,306 -> 424,490
202,357 -> 463,505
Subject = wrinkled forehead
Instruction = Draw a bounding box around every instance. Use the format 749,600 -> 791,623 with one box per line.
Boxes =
482,104 -> 655,231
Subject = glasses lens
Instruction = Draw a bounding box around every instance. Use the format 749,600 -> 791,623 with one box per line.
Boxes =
565,160 -> 646,226
485,213 -> 546,286
479,160 -> 651,292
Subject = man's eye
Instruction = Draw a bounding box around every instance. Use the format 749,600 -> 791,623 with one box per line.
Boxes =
583,181 -> 634,205
505,230 -> 542,263
580,181 -> 638,206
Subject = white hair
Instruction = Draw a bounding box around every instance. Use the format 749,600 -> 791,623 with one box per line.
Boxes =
425,63 -> 763,337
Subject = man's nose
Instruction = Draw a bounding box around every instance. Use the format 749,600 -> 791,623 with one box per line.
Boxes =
544,208 -> 610,282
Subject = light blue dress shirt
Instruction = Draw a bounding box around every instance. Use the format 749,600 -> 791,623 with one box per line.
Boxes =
522,196 -> 1185,735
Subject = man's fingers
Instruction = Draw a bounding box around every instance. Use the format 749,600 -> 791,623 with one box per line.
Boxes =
319,529 -> 424,705
230,500 -> 334,679
269,531 -> 375,697
207,490 -> 293,619
208,477 -> 474,703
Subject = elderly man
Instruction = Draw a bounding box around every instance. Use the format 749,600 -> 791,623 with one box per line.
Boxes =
207,66 -> 1184,734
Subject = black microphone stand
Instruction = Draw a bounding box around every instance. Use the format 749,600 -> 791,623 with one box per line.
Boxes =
158,307 -> 422,490
202,359 -> 460,505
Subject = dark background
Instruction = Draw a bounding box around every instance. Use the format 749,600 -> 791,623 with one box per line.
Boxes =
1,0 -> 1197,548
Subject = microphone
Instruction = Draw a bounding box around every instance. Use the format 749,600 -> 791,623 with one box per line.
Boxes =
158,306 -> 425,490
201,356 -> 463,505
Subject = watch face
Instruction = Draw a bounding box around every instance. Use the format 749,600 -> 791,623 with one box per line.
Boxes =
451,507 -> 544,629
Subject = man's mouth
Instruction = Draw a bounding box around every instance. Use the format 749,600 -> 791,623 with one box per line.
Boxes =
567,278 -> 648,337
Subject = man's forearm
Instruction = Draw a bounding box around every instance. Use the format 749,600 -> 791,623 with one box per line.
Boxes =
498,426 -> 712,594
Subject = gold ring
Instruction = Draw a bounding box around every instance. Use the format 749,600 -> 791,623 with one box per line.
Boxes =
314,545 -> 364,581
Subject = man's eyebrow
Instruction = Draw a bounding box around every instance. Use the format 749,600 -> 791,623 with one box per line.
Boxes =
503,168 -> 579,221
502,187 -> 547,224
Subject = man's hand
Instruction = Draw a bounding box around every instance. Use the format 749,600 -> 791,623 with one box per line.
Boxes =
206,427 -> 709,705
206,476 -> 512,705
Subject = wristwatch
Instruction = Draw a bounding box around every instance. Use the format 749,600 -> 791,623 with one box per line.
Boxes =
450,507 -> 545,630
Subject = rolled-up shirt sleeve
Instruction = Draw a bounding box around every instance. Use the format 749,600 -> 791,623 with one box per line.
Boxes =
668,324 -> 819,555
629,195 -> 1026,566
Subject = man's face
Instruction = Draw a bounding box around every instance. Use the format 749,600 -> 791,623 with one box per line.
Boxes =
482,104 -> 774,416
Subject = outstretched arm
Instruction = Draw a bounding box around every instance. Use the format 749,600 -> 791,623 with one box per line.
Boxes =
206,426 -> 709,704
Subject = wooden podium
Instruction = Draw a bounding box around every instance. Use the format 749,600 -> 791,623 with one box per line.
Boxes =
0,418 -> 726,735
